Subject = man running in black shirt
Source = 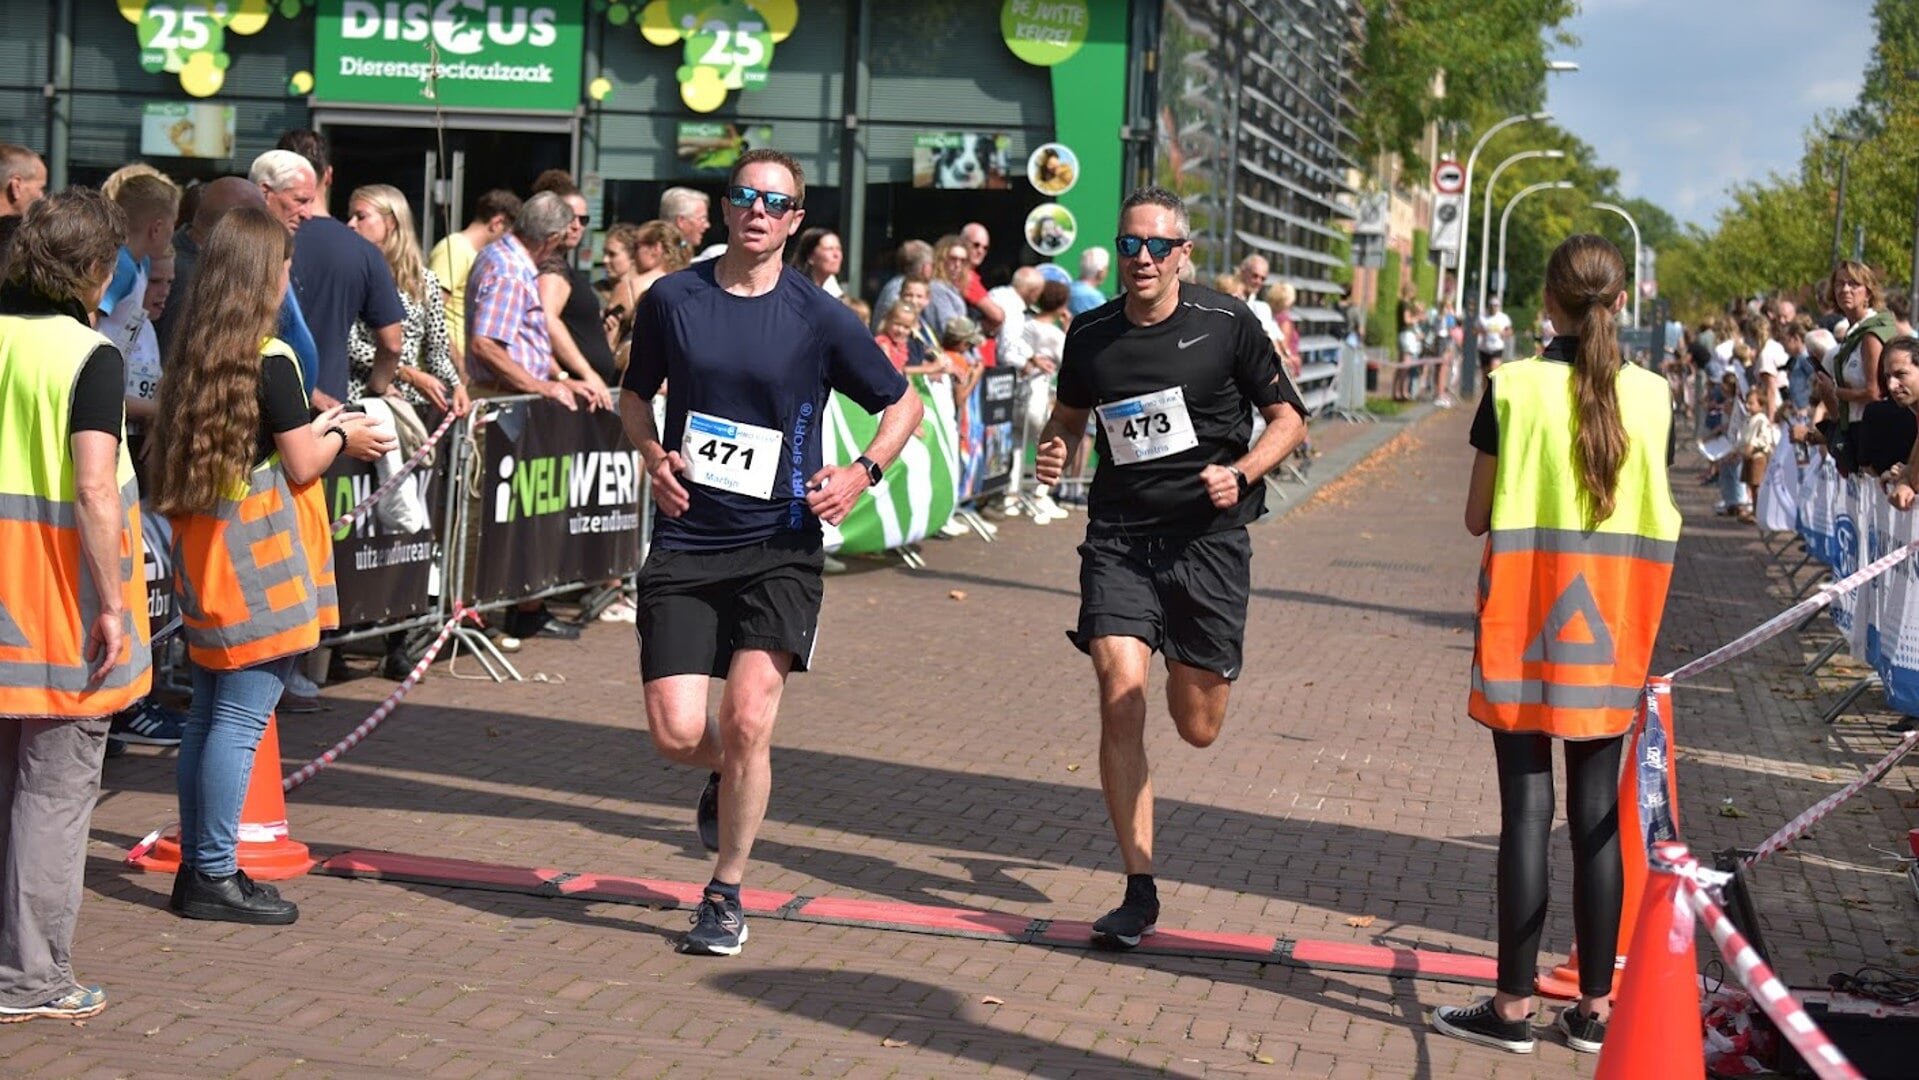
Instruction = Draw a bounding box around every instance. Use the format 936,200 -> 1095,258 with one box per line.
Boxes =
1035,186 -> 1309,947
619,149 -> 923,957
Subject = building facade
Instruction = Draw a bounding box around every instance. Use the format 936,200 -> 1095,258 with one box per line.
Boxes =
5,1 -> 1352,307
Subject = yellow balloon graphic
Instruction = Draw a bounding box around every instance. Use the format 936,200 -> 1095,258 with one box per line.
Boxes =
118,0 -> 144,24
289,69 -> 315,95
588,76 -> 614,101
748,0 -> 798,42
226,0 -> 272,35
680,65 -> 727,112
180,51 -> 226,98
638,1 -> 681,46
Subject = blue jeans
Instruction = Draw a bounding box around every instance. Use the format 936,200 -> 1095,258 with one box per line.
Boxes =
177,657 -> 295,876
1718,455 -> 1749,509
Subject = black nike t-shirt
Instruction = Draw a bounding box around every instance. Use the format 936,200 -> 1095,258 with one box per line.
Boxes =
1056,283 -> 1307,535
624,262 -> 908,551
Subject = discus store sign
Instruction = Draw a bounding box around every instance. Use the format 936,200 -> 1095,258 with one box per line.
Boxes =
314,0 -> 584,112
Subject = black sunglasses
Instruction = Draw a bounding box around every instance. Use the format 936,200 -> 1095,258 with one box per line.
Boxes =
574,214 -> 590,225
1116,235 -> 1187,260
726,185 -> 800,217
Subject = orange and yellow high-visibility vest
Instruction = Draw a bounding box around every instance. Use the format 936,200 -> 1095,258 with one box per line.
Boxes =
1469,357 -> 1682,740
0,310 -> 152,718
170,340 -> 337,671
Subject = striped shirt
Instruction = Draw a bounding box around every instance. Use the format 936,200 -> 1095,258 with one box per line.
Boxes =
465,233 -> 551,384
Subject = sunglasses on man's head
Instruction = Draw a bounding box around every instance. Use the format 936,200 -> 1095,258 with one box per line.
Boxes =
1115,235 -> 1187,260
726,185 -> 800,217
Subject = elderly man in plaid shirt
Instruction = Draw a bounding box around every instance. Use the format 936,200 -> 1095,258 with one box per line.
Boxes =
464,190 -> 605,411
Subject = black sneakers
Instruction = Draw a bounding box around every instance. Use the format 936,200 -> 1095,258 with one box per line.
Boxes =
1091,878 -> 1160,949
171,866 -> 298,925
679,892 -> 747,956
1556,1006 -> 1606,1053
1431,998 -> 1536,1053
696,772 -> 721,852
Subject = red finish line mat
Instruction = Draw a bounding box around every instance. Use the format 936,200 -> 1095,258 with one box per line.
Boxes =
319,849 -> 1497,985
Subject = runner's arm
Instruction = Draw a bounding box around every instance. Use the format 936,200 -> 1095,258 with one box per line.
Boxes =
1233,398 -> 1308,483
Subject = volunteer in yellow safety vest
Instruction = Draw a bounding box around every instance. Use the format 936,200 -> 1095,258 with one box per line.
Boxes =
151,207 -> 393,927
0,188 -> 149,1024
1433,235 -> 1681,1057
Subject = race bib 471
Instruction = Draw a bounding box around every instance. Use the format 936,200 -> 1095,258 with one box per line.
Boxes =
683,410 -> 783,499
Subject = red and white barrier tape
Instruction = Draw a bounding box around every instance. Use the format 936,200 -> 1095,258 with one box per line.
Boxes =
1744,730 -> 1919,867
1667,852 -> 1863,1080
281,604 -> 479,794
1663,536 -> 1919,682
327,407 -> 462,534
125,821 -> 174,865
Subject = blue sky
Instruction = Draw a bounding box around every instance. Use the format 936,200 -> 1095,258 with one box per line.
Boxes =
1544,0 -> 1878,228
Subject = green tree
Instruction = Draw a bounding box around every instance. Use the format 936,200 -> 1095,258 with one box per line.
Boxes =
1350,0 -> 1577,171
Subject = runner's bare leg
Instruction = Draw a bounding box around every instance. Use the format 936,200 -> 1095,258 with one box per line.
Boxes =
1166,661 -> 1230,748
1092,636 -> 1154,875
713,648 -> 791,884
645,675 -> 721,770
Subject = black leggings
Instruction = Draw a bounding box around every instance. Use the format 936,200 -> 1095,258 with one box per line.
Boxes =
1492,730 -> 1626,998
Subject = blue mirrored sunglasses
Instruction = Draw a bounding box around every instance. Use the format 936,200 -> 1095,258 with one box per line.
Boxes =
726,185 -> 800,217
1115,234 -> 1188,260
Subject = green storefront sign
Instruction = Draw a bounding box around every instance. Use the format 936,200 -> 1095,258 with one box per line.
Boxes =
313,0 -> 584,112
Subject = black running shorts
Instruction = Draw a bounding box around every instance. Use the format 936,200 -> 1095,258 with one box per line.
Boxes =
636,532 -> 825,681
1067,527 -> 1253,679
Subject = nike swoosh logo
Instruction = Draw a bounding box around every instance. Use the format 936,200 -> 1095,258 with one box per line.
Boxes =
1178,334 -> 1210,349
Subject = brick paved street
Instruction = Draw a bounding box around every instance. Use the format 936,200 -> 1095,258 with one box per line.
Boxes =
7,404 -> 1915,1078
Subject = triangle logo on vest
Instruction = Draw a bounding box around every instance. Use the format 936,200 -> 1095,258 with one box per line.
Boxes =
1521,573 -> 1617,666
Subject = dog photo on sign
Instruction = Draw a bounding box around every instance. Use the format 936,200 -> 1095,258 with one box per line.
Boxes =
914,132 -> 1012,189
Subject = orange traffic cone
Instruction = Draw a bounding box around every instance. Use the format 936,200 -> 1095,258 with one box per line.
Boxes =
1539,678 -> 1678,999
1594,840 -> 1705,1079
131,712 -> 317,881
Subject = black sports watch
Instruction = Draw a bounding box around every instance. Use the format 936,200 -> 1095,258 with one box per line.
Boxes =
856,455 -> 884,486
1226,465 -> 1250,494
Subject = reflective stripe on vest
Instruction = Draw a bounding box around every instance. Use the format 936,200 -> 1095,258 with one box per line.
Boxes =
0,313 -> 153,718
1468,358 -> 1682,740
170,340 -> 337,671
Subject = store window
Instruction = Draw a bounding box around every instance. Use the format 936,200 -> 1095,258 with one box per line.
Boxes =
859,0 -> 1060,299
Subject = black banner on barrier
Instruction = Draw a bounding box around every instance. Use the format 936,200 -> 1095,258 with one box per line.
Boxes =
323,433 -> 449,626
140,512 -> 174,630
975,369 -> 1018,499
476,399 -> 642,605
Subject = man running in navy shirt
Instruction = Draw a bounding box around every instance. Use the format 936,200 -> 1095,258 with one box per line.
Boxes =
619,149 -> 923,957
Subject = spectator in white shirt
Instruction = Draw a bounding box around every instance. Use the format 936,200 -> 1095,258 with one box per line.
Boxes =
987,266 -> 1043,371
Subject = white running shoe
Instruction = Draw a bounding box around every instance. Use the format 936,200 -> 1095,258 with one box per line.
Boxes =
1031,492 -> 1066,519
939,519 -> 968,538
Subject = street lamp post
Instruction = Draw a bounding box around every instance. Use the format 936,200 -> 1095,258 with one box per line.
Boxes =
1590,201 -> 1642,328
1453,111 -> 1550,399
1496,181 -> 1575,306
1478,149 -> 1568,317
1452,111 -> 1552,322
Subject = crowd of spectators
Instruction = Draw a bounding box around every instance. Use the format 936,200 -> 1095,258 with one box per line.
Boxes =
1665,263 -> 1916,525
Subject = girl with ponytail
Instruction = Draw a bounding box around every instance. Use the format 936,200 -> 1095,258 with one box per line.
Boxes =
1436,235 -> 1681,1057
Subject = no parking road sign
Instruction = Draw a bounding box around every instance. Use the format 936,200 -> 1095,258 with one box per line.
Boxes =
1433,158 -> 1465,195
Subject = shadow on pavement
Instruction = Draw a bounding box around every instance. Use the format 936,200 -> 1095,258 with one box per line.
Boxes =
93,694 -> 1867,955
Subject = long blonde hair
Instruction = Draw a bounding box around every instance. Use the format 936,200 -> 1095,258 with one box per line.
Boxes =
152,207 -> 293,516
1544,234 -> 1629,525
349,183 -> 425,305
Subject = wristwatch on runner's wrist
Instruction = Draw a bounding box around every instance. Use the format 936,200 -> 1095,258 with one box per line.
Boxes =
1226,465 -> 1249,494
855,455 -> 883,486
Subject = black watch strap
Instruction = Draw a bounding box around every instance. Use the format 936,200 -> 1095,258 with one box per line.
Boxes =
856,455 -> 883,485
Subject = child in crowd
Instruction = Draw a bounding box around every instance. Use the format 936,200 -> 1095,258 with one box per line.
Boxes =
1737,386 -> 1774,523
